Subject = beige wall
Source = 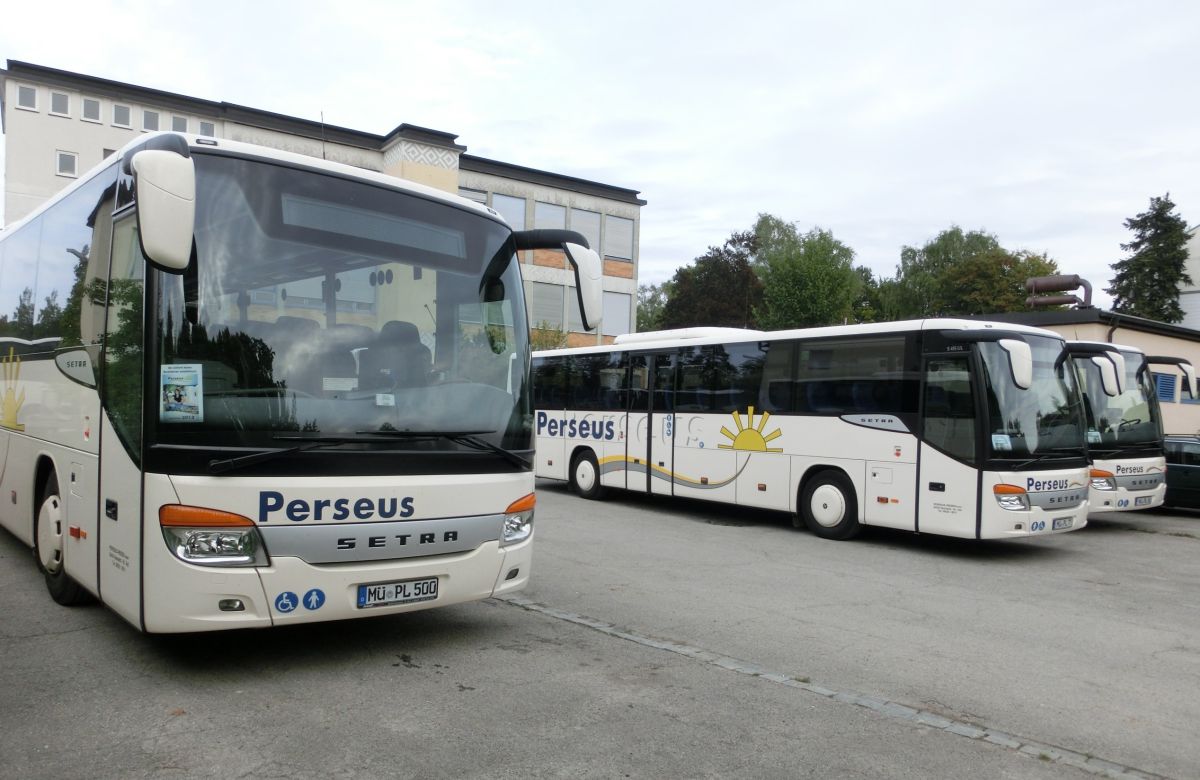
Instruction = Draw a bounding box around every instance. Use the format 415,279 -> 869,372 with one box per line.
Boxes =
1038,322 -> 1200,434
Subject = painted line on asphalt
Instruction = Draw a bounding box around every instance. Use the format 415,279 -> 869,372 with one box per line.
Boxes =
496,594 -> 1169,780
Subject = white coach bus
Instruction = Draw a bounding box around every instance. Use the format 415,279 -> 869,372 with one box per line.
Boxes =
533,321 -> 1091,540
1067,341 -> 1193,512
0,132 -> 602,632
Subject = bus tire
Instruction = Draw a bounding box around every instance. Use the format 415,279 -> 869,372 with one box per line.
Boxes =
570,450 -> 605,500
799,470 -> 861,540
34,473 -> 89,606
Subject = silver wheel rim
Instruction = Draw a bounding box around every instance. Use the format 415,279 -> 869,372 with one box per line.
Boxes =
575,458 -> 597,493
37,494 -> 64,573
810,484 -> 846,528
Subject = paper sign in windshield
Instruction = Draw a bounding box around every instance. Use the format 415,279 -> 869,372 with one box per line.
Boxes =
160,364 -> 204,422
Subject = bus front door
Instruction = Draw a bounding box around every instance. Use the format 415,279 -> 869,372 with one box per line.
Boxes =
627,352 -> 676,495
917,354 -> 982,538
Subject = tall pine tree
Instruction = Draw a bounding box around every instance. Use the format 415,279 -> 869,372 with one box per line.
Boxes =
1107,194 -> 1192,323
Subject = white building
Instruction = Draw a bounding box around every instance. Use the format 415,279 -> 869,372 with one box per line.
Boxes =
0,60 -> 645,345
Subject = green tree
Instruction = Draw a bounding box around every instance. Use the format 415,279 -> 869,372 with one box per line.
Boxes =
636,282 -> 669,332
851,266 -> 883,323
941,249 -> 1058,315
882,227 -> 1059,319
752,215 -> 860,329
1107,194 -> 1192,323
659,231 -> 762,329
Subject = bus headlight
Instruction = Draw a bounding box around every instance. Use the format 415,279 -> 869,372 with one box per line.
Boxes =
993,484 -> 1030,511
159,504 -> 269,567
501,493 -> 535,546
1090,469 -> 1117,491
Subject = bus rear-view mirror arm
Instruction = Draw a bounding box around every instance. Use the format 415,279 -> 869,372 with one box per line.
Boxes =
1067,344 -> 1126,396
1143,356 -> 1197,399
512,229 -> 603,332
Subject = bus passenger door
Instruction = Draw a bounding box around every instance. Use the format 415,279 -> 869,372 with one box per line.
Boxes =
917,354 -> 981,538
626,352 -> 675,494
97,214 -> 146,627
649,353 -> 676,495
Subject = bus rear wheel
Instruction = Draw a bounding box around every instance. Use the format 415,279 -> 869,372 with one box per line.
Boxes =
570,450 -> 605,500
798,470 -> 861,540
34,473 -> 89,606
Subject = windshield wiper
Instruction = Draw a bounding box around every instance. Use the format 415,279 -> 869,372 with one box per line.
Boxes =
207,436 -> 368,475
999,447 -> 1087,470
355,429 -> 531,469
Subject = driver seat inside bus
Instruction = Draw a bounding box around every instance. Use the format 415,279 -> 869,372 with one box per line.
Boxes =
359,320 -> 432,390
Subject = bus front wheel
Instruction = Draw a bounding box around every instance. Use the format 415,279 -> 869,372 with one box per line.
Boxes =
570,450 -> 605,500
798,471 -> 861,540
34,473 -> 89,606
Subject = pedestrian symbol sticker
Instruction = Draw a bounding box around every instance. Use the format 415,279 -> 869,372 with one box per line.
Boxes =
274,591 -> 298,613
303,588 -> 326,611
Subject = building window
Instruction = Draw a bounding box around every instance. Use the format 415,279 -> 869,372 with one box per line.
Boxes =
601,292 -> 632,337
50,91 -> 70,116
199,120 -> 215,137
113,104 -> 132,127
491,193 -> 526,230
570,209 -> 601,252
604,215 -> 634,260
82,98 -> 101,122
172,115 -> 188,132
56,150 -> 78,178
458,187 -> 487,204
17,85 -> 37,110
103,148 -> 118,160
143,110 -> 159,131
527,282 -> 565,330
534,202 -> 566,230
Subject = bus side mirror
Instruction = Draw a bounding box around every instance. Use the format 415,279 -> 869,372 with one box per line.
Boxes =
1183,363 -> 1197,400
132,150 -> 195,271
512,229 -> 604,332
1091,356 -> 1120,397
564,242 -> 603,332
998,339 -> 1033,389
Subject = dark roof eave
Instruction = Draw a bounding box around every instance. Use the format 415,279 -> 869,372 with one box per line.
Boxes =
978,308 -> 1200,340
460,154 -> 646,206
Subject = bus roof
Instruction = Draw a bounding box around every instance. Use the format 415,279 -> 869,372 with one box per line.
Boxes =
1068,340 -> 1144,356
535,318 -> 1068,358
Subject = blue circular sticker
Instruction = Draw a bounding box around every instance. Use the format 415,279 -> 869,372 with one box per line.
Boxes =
274,591 -> 298,613
303,588 -> 326,611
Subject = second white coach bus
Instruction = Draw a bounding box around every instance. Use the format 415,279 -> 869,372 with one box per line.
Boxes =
0,132 -> 602,632
1067,341 -> 1194,512
533,321 -> 1091,540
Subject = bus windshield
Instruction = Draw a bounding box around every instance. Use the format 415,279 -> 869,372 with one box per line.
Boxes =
980,335 -> 1085,460
152,153 -> 530,456
1078,351 -> 1161,448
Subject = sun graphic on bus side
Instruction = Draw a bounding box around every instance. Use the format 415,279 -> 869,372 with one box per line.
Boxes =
718,407 -> 783,452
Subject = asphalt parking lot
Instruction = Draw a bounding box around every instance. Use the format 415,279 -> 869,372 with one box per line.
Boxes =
1,484 -> 1197,779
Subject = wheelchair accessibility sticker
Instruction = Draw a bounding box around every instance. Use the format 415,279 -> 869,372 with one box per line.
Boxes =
275,591 -> 298,613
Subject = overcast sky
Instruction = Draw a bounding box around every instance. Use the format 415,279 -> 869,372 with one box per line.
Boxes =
4,0 -> 1199,309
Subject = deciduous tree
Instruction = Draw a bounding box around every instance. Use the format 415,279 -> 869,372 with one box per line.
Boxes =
752,215 -> 860,329
659,231 -> 762,329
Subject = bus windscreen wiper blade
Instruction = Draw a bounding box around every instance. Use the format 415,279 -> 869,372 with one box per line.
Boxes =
355,429 -> 531,469
208,436 -> 364,474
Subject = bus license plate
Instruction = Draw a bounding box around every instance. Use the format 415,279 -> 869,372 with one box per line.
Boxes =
357,577 -> 439,609
1135,496 -> 1153,507
1052,517 -> 1074,530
